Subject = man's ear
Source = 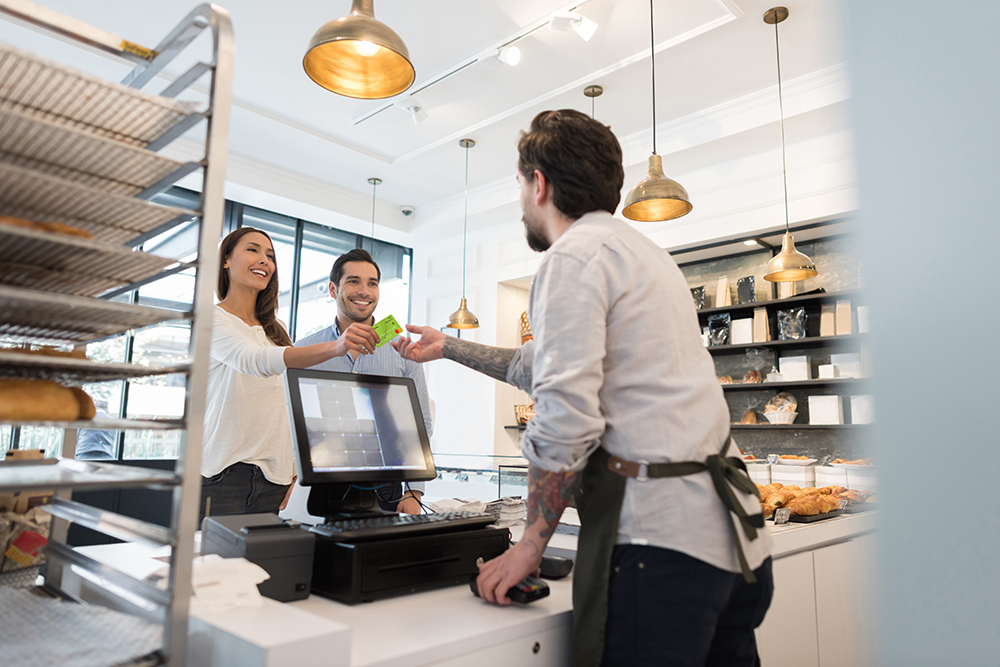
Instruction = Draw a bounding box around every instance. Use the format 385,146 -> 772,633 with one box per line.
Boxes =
533,169 -> 550,207
328,281 -> 337,299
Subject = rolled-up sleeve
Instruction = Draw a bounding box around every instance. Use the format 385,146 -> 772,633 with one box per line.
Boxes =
211,309 -> 287,377
506,341 -> 534,392
519,252 -> 607,473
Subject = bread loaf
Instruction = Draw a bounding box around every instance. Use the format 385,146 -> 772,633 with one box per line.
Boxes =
0,214 -> 93,239
0,378 -> 79,421
71,387 -> 96,420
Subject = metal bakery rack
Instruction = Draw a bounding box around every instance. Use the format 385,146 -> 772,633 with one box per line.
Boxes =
0,1 -> 234,664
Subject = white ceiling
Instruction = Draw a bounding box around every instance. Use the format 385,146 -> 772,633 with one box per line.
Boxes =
0,0 -> 850,234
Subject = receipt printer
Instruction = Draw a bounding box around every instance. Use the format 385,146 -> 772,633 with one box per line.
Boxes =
203,513 -> 314,602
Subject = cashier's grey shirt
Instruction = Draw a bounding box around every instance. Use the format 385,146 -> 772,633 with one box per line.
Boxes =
506,210 -> 772,575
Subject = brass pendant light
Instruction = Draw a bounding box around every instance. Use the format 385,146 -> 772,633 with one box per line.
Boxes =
762,7 -> 818,283
584,84 -> 603,119
447,139 -> 479,330
303,0 -> 415,100
622,0 -> 692,222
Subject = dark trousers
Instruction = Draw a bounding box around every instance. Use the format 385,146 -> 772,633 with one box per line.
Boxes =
200,462 -> 289,521
603,545 -> 773,667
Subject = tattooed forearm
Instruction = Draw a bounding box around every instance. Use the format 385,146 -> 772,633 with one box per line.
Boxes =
526,465 -> 580,540
442,337 -> 517,383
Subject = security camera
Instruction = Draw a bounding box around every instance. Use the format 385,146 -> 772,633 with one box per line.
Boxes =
400,205 -> 415,217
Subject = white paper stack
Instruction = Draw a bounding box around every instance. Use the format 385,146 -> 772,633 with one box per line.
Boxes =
425,497 -> 487,514
484,496 -> 526,528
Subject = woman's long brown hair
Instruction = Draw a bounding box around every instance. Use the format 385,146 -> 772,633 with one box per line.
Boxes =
217,227 -> 293,347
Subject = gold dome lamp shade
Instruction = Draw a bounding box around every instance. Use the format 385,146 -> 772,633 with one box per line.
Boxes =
303,0 -> 415,100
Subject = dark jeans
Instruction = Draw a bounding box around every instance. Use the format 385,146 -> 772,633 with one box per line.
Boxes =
603,545 -> 773,667
200,462 -> 289,522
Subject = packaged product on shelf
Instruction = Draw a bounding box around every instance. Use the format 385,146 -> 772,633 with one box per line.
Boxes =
777,306 -> 807,339
707,313 -> 731,346
690,285 -> 706,310
736,276 -> 756,304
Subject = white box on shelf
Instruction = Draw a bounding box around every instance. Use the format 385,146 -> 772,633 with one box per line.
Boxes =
830,353 -> 863,378
771,465 -> 816,486
715,276 -> 731,307
818,364 -> 840,379
857,306 -> 870,333
779,355 -> 811,381
731,318 -> 753,345
753,307 -> 770,342
850,395 -> 875,424
820,304 -> 836,337
836,300 -> 853,335
745,461 -> 771,485
846,466 -> 878,493
815,466 -> 849,488
808,395 -> 844,425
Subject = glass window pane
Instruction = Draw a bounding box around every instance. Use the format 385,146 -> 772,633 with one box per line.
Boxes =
241,207 -> 298,332
294,223 -> 357,339
18,427 -> 64,458
376,251 -> 411,326
0,427 -> 13,457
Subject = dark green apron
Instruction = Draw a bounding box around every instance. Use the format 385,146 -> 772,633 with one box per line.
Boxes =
570,438 -> 764,667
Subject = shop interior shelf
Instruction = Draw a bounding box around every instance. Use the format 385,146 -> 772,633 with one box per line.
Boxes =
504,425 -> 527,430
0,106 -> 199,198
721,378 -> 870,392
0,224 -> 190,297
0,350 -> 189,384
730,423 -> 872,430
0,162 -> 196,244
0,457 -> 180,493
43,497 -> 174,546
0,42 -> 200,147
706,333 -> 869,354
0,285 -> 189,344
696,288 -> 867,318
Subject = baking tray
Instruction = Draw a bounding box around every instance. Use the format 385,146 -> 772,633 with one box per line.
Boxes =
0,162 -> 196,244
0,349 -> 189,385
844,503 -> 877,514
768,508 -> 844,523
0,284 -> 188,344
0,224 -> 185,296
0,106 -> 196,196
0,42 -> 200,147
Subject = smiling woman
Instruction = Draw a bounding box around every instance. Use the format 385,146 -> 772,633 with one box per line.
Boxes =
202,227 -> 382,520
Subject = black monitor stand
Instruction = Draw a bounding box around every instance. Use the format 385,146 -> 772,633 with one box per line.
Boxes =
307,482 -> 400,522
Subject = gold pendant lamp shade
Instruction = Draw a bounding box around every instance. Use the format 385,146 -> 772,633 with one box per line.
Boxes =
761,7 -> 818,283
764,232 -> 817,282
622,154 -> 693,222
622,0 -> 692,223
447,139 -> 479,330
303,0 -> 415,100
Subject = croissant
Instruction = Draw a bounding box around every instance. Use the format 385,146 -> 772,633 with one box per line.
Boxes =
838,490 -> 870,505
865,493 -> 879,504
760,483 -> 783,497
816,495 -> 840,513
760,503 -> 775,518
783,485 -> 801,491
786,497 -> 822,516
800,487 -> 820,496
817,486 -> 847,496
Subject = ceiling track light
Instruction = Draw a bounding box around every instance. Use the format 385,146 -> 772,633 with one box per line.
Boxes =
761,7 -> 818,283
496,44 -> 522,66
549,10 -> 598,41
394,95 -> 428,123
447,139 -> 480,330
622,0 -> 692,222
303,0 -> 415,100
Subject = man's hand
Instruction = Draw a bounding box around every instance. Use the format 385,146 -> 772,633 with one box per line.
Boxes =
397,492 -> 422,515
392,324 -> 445,363
335,322 -> 379,357
475,540 -> 542,605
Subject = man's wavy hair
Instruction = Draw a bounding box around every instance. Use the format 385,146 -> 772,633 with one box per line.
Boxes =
517,109 -> 625,219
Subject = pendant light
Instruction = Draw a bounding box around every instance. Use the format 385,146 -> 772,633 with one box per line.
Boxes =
762,7 -> 818,283
367,177 -> 381,253
622,0 -> 692,222
584,84 -> 603,119
447,139 -> 479,330
303,0 -> 415,100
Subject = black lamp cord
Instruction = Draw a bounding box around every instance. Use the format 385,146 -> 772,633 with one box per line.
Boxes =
774,17 -> 790,234
650,0 -> 657,155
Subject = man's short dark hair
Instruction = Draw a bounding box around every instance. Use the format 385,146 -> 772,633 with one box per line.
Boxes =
517,109 -> 625,220
330,248 -> 381,285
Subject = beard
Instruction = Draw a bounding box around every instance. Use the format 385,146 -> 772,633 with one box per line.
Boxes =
522,213 -> 550,253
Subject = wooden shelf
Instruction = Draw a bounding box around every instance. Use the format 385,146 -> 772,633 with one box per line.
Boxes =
730,423 -> 872,430
504,425 -> 527,431
696,289 -> 866,318
721,378 -> 870,392
706,333 -> 869,354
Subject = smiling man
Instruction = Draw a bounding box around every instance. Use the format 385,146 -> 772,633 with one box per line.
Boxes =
294,248 -> 432,514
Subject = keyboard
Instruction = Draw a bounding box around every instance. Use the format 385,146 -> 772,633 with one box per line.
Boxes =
309,511 -> 497,543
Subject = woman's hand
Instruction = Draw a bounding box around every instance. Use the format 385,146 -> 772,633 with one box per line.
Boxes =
392,324 -> 446,363
334,322 -> 380,357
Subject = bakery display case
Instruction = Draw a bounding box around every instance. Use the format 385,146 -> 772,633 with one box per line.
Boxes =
0,2 -> 234,664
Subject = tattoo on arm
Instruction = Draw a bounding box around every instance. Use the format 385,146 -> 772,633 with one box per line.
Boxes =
526,466 -> 581,543
442,338 -> 517,383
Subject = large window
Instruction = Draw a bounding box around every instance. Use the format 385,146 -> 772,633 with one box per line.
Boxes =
1,189 -> 413,459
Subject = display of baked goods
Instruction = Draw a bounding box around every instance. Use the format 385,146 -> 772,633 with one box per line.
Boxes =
717,375 -> 733,384
779,454 -> 810,460
0,378 -> 96,421
830,457 -> 875,466
756,482 -> 874,521
764,392 -> 797,413
741,410 -> 757,424
742,370 -> 761,384
1,214 -> 93,239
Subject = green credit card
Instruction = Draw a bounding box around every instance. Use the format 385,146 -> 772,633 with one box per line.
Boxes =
373,314 -> 403,348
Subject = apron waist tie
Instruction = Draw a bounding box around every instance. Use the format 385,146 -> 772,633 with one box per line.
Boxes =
606,439 -> 765,584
